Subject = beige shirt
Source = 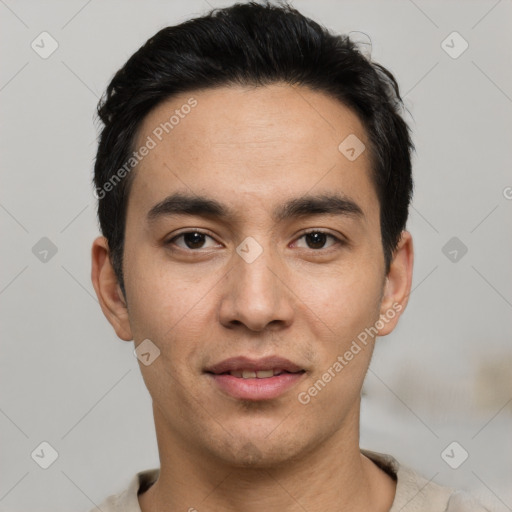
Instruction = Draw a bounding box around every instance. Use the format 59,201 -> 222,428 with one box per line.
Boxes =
90,450 -> 489,511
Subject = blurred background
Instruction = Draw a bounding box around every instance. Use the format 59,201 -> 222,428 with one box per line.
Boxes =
1,1 -> 511,510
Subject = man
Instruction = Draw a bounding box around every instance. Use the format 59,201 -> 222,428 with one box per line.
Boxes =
90,2 -> 488,510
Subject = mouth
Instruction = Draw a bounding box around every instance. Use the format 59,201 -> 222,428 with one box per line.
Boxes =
214,368 -> 304,379
204,356 -> 306,400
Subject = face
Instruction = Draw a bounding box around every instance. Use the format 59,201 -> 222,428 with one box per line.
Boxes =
92,83 -> 412,468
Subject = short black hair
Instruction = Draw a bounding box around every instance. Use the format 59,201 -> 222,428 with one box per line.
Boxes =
93,1 -> 414,299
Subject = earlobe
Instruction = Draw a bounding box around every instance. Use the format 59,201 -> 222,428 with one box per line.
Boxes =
91,236 -> 133,341
377,230 -> 414,336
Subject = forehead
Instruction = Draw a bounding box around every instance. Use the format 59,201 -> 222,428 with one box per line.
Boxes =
128,84 -> 378,222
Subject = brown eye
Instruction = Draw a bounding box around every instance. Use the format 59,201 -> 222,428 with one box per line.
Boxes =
305,232 -> 328,249
167,231 -> 219,250
182,232 -> 206,249
296,230 -> 340,250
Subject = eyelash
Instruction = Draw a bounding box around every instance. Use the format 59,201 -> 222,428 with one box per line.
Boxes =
165,229 -> 345,252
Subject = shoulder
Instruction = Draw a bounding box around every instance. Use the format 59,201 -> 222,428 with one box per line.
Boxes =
361,449 -> 490,512
445,490 -> 492,512
87,468 -> 159,512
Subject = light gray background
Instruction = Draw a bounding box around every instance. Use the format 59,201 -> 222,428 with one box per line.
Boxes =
1,1 -> 511,511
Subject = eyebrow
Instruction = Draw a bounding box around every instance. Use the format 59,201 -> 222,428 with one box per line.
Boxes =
146,192 -> 364,224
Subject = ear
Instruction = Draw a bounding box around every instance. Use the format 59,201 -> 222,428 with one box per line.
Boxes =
91,236 -> 133,341
377,230 -> 414,336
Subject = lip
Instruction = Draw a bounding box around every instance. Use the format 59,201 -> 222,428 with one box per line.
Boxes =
204,356 -> 306,401
207,372 -> 305,401
204,356 -> 304,374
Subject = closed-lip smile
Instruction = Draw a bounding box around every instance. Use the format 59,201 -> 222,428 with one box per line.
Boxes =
204,356 -> 306,401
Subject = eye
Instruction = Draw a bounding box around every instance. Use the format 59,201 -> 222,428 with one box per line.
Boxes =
294,230 -> 342,250
166,231 -> 220,250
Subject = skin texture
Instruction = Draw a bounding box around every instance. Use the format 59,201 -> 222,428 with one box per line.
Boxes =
91,83 -> 413,512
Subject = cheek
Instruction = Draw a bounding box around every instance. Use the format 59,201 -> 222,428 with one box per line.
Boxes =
294,268 -> 381,413
125,249 -> 220,386
294,258 -> 383,341
124,241 -> 204,336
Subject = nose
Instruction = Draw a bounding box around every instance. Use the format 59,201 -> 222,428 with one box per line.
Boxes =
218,243 -> 294,332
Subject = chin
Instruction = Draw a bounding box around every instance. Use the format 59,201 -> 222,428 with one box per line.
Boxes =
229,440 -> 270,467
210,429 -> 308,469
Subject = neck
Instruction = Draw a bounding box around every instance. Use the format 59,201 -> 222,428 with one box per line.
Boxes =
139,404 -> 396,512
